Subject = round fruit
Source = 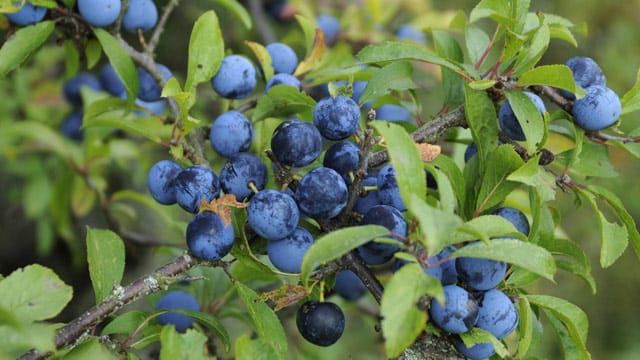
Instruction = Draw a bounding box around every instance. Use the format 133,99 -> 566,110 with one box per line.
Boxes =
137,64 -> 172,102
295,167 -> 348,219
571,85 -> 621,131
430,285 -> 479,334
270,119 -> 323,167
333,270 -> 367,301
433,245 -> 458,285
316,15 -> 340,46
493,206 -> 530,236
464,142 -> 478,163
211,55 -> 257,99
377,164 -> 406,211
209,111 -> 254,158
267,227 -> 314,273
247,190 -> 299,241
266,42 -> 298,74
265,73 -> 301,92
5,3 -> 47,26
359,205 -> 407,263
147,160 -> 182,205
296,301 -> 345,346
351,81 -> 368,105
99,64 -> 125,96
175,166 -> 220,213
186,211 -> 235,261
313,94 -> 361,140
561,56 -> 606,100
498,91 -> 546,141
63,72 -> 102,106
476,289 -> 519,339
134,97 -> 166,116
353,174 -> 380,215
219,153 -> 267,201
156,290 -> 200,333
60,112 -> 84,141
396,24 -> 426,44
376,104 -> 411,122
456,255 -> 507,291
78,0 -> 121,27
323,140 -> 362,183
122,0 -> 158,33
455,339 -> 495,360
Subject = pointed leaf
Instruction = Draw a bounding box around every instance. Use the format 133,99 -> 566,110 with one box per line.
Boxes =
93,28 -> 138,107
545,309 -> 591,360
210,0 -> 252,29
65,337 -> 119,359
503,89 -> 545,153
517,296 -> 534,358
86,228 -> 125,303
475,145 -> 524,212
167,309 -> 230,352
508,154 -> 557,202
460,328 -> 508,358
0,21 -> 54,77
454,215 -> 524,244
527,294 -> 589,347
464,85 -> 499,166
518,65 -> 585,98
410,195 -> 463,255
185,10 -> 225,91
621,67 -> 640,115
252,85 -> 316,122
359,62 -> 416,105
433,30 -> 465,107
245,40 -> 273,81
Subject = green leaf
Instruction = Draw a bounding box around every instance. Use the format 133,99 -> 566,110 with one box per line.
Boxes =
102,311 -> 148,335
85,38 -> 103,69
356,41 -> 472,78
300,225 -> 389,286
86,228 -> 126,303
0,264 -> 72,323
469,0 -> 513,26
545,309 -> 591,360
235,282 -> 287,359
381,263 -> 442,358
562,141 -> 618,179
210,0 -> 252,29
475,145 -> 524,212
507,154 -> 557,202
168,309 -> 230,352
621,67 -> 640,115
64,39 -> 80,79
0,304 -> 20,329
65,337 -> 119,360
432,155 -> 466,212
465,25 -> 491,66
234,333 -> 278,360
503,89 -> 545,152
454,215 -> 524,244
459,328 -> 508,358
0,322 -> 59,357
464,85 -> 499,166
528,295 -> 589,352
83,109 -> 171,144
517,296 -> 534,358
468,79 -> 497,90
245,40 -> 273,81
358,62 -> 416,105
252,85 -> 316,122
410,195 -> 463,255
452,239 -> 556,281
159,327 -> 212,360
518,65 -> 585,98
93,28 -> 138,107
0,21 -> 54,78
512,17 -> 550,76
2,121 -> 82,163
433,30 -> 465,107
185,11 -> 224,91
371,120 -> 426,206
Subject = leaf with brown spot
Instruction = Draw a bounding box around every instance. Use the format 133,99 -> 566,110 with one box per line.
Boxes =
294,29 -> 327,76
417,143 -> 441,162
255,284 -> 308,311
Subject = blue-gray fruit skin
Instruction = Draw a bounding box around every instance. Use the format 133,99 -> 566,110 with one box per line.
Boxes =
498,91 -> 546,141
571,85 -> 621,131
430,285 -> 479,334
5,3 -> 47,26
175,166 -> 220,213
211,55 -> 257,99
220,153 -> 267,202
358,205 -> 407,265
493,206 -> 530,236
313,94 -> 361,140
455,340 -> 495,360
187,211 -> 234,261
561,56 -> 606,100
377,164 -> 406,211
316,15 -> 340,46
78,0 -> 121,27
476,289 -> 519,340
247,190 -> 299,241
464,142 -> 479,163
296,167 -> 348,219
333,270 -> 367,301
156,290 -> 200,333
267,227 -> 314,273
122,0 -> 158,33
296,301 -> 345,346
456,255 -> 507,291
433,245 -> 458,285
323,141 -> 362,183
99,64 -> 126,96
396,24 -> 426,44
137,64 -> 172,102
209,111 -> 254,158
353,174 -> 380,215
147,160 -> 182,205
376,104 -> 411,122
265,73 -> 301,92
63,72 -> 103,106
60,112 -> 85,141
271,119 -> 323,167
266,43 -> 298,74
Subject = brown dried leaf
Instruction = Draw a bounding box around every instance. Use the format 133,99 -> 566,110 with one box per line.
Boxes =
417,143 -> 441,162
256,284 -> 309,312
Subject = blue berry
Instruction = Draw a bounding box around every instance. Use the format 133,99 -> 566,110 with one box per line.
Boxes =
122,0 -> 158,33
135,97 -> 166,116
296,301 -> 345,346
175,166 -> 220,213
156,290 -> 200,333
323,140 -> 362,183
571,85 -> 621,131
396,25 -> 426,44
333,270 -> 367,301
219,153 -> 267,201
456,253 -> 507,291
313,94 -> 361,140
211,55 -> 257,99
209,111 -> 254,158
433,245 -> 458,285
5,3 -> 47,26
265,73 -> 301,92
351,81 -> 367,104
264,0 -> 289,20
63,72 -> 102,106
296,167 -> 348,219
147,160 -> 182,205
60,112 -> 84,141
187,211 -> 234,261
270,119 -> 323,167
375,104 -> 411,122
316,15 -> 340,46
476,289 -> 519,339
493,207 -> 530,236
377,164 -> 406,211
498,91 -> 546,141
267,227 -> 314,273
353,174 -> 380,215
394,258 -> 443,281
358,205 -> 407,265
266,42 -> 298,74
464,142 -> 478,163
137,64 -> 172,102
247,190 -> 299,241
99,64 -> 125,96
429,285 -> 479,334
455,340 -> 495,360
561,56 -> 606,100
78,0 -> 121,27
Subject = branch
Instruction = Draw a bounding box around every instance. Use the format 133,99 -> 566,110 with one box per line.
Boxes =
247,0 -> 277,44
147,0 -> 180,53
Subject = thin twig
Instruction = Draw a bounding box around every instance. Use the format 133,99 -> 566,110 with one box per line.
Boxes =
247,0 -> 276,44
147,0 -> 181,53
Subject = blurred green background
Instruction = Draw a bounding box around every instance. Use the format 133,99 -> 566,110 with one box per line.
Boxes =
1,0 -> 639,359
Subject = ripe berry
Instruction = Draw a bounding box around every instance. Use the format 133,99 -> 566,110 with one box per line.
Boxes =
219,153 -> 267,201
456,254 -> 507,291
175,166 -> 220,213
265,73 -> 301,92
571,85 -> 621,131
270,119 -> 323,167
476,289 -> 519,340
5,3 -> 47,26
78,0 -> 121,27
323,140 -> 362,183
122,0 -> 158,33
498,91 -> 546,141
376,104 -> 411,122
358,205 -> 407,264
561,56 -> 606,100
429,285 -> 479,334
266,42 -> 298,74
295,167 -> 348,219
99,64 -> 126,96
156,290 -> 200,333
455,340 -> 495,360
316,15 -> 340,46
333,270 -> 367,301
147,160 -> 182,205
296,301 -> 345,346
60,112 -> 84,141
137,64 -> 172,102
313,94 -> 361,140
493,207 -> 530,236
186,211 -> 234,261
247,190 -> 299,241
211,55 -> 257,99
63,72 -> 102,106
377,164 -> 406,211
209,111 -> 254,158
267,227 -> 314,273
